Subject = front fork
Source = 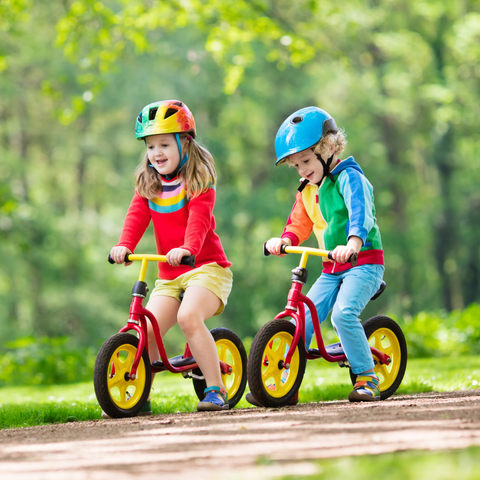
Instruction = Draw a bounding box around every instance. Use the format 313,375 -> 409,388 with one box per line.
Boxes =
117,296 -> 147,379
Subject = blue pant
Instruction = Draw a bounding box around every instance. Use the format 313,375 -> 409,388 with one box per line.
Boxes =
303,264 -> 385,374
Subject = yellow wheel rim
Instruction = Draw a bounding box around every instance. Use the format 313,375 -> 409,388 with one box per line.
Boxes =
217,338 -> 243,399
107,343 -> 147,409
260,331 -> 300,398
368,327 -> 401,391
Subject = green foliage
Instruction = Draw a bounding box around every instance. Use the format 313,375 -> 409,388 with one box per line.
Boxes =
0,402 -> 100,429
0,337 -> 96,386
397,303 -> 480,358
1,0 -> 480,357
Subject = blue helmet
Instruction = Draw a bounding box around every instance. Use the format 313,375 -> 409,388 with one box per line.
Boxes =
274,107 -> 338,165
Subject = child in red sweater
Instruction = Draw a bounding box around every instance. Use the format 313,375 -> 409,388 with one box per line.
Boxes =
109,100 -> 233,412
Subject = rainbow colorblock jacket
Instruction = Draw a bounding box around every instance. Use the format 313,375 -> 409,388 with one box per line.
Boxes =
281,157 -> 384,274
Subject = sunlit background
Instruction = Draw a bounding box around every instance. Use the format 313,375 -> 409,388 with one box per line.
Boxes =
1,0 -> 480,386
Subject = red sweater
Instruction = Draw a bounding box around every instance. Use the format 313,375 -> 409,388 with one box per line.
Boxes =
117,176 -> 231,280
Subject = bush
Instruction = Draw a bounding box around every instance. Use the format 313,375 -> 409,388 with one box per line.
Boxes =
0,336 -> 97,386
396,303 -> 480,358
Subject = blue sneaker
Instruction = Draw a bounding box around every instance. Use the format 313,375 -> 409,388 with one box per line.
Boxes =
197,386 -> 229,411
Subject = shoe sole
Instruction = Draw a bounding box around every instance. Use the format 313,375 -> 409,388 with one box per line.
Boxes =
348,391 -> 381,402
196,403 -> 229,411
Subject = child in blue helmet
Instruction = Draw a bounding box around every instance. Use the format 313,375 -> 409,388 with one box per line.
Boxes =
260,107 -> 385,403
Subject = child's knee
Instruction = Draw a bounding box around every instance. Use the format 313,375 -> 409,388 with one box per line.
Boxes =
331,305 -> 358,329
177,309 -> 202,336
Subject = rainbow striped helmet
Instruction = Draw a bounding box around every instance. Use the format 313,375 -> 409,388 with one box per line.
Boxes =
135,100 -> 196,140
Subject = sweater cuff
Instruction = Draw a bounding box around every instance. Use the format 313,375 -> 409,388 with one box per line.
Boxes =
348,226 -> 368,245
179,245 -> 196,256
281,232 -> 300,247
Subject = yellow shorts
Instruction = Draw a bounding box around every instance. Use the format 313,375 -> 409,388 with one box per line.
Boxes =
150,262 -> 233,316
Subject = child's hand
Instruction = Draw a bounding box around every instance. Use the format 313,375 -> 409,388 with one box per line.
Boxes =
110,246 -> 133,266
265,237 -> 292,257
331,237 -> 362,264
167,248 -> 192,267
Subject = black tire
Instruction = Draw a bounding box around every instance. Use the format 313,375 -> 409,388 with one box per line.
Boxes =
94,332 -> 151,418
192,328 -> 247,409
247,319 -> 306,408
349,315 -> 407,400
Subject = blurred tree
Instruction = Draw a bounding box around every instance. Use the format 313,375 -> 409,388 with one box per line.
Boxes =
0,0 -> 479,359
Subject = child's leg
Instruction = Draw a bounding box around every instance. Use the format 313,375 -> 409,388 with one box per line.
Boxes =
304,273 -> 342,349
330,265 -> 384,374
176,285 -> 224,389
145,295 -> 182,366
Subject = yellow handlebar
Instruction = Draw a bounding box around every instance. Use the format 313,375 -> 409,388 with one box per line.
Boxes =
263,243 -> 358,268
282,246 -> 331,269
108,253 -> 196,282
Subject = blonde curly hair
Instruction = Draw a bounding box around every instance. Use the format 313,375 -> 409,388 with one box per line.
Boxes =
313,129 -> 347,160
135,133 -> 216,200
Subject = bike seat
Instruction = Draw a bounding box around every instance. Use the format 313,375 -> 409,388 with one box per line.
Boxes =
308,342 -> 345,357
371,281 -> 386,301
152,354 -> 195,369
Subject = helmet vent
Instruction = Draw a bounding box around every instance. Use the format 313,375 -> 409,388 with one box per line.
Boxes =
291,116 -> 304,124
172,101 -> 183,107
164,108 -> 179,119
137,113 -> 143,124
149,107 -> 158,121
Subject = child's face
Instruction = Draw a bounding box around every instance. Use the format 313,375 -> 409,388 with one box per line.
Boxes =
289,148 -> 325,184
145,133 -> 188,176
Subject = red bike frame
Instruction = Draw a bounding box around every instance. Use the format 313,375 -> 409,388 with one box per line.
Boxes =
111,253 -> 232,379
270,247 -> 391,369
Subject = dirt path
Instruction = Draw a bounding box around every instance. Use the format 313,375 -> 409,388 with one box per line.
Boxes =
1,390 -> 480,480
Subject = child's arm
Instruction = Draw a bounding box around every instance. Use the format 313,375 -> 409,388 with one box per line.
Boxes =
338,170 -> 375,245
281,191 -> 314,246
116,191 -> 152,256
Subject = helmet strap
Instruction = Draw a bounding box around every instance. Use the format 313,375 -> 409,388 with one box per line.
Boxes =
315,153 -> 335,184
159,133 -> 188,180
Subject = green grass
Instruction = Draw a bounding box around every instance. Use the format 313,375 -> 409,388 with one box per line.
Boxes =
1,355 -> 480,429
274,446 -> 480,480
299,353 -> 480,403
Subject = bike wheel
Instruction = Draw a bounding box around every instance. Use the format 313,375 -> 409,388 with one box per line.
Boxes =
94,332 -> 151,418
350,315 -> 407,400
192,328 -> 247,408
247,319 -> 306,408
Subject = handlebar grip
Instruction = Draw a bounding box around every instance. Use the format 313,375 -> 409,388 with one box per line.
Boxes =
263,243 -> 288,256
180,255 -> 196,268
327,251 -> 358,267
108,253 -> 132,264
349,252 -> 358,267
